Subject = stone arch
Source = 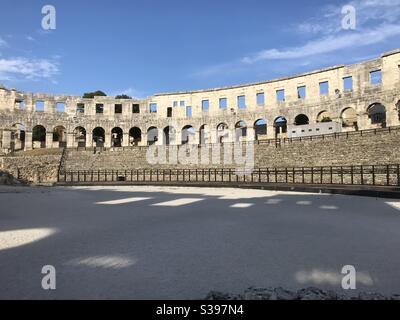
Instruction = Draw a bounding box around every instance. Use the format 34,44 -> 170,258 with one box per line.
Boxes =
92,127 -> 105,147
181,125 -> 195,145
254,119 -> 267,140
235,120 -> 247,141
111,127 -> 123,147
163,126 -> 176,145
274,116 -> 287,136
367,103 -> 386,127
341,107 -> 358,128
147,126 -> 158,145
217,122 -> 229,143
74,126 -> 86,148
32,125 -> 46,149
11,123 -> 26,151
129,127 -> 142,146
53,126 -> 67,148
317,111 -> 332,123
294,114 -> 309,126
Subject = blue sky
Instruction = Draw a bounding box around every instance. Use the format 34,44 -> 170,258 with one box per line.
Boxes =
0,0 -> 400,98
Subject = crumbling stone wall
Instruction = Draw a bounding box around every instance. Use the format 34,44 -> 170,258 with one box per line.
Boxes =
0,152 -> 62,184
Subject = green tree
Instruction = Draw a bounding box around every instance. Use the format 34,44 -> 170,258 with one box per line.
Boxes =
82,90 -> 107,98
115,94 -> 132,99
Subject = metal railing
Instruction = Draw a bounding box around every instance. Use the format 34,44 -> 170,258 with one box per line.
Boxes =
59,164 -> 400,187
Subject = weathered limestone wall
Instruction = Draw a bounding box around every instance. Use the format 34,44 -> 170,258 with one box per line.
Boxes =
0,151 -> 62,183
62,128 -> 400,171
0,49 -> 399,153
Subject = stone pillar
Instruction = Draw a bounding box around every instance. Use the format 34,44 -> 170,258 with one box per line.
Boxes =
358,112 -> 370,130
104,133 -> 112,148
156,128 -> 164,146
1,129 -> 11,151
229,129 -> 236,143
67,133 -> 75,148
46,132 -> 53,149
247,126 -> 255,142
24,131 -> 32,150
192,130 -> 200,145
211,129 -> 219,144
174,130 -> 181,145
140,133 -> 147,146
122,133 -> 129,147
86,132 -> 93,148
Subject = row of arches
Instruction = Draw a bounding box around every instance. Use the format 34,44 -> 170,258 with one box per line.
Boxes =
7,103 -> 390,150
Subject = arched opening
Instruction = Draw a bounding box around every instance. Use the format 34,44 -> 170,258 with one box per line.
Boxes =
147,126 -> 158,145
53,126 -> 66,148
341,107 -> 358,129
129,127 -> 141,146
254,119 -> 267,140
181,125 -> 195,145
235,120 -> 247,141
92,127 -> 105,147
274,116 -> 287,137
163,126 -> 176,145
74,126 -> 86,148
367,103 -> 386,127
32,125 -> 46,149
111,127 -> 123,147
199,124 -> 209,145
294,114 -> 309,126
317,111 -> 332,123
11,123 -> 26,151
217,123 -> 229,143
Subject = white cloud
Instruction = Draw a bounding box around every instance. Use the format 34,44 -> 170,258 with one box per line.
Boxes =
25,36 -> 36,42
242,24 -> 400,63
195,0 -> 400,77
0,57 -> 59,81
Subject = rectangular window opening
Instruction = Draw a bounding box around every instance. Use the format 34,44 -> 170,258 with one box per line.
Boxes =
219,98 -> 227,110
237,95 -> 246,109
297,86 -> 306,99
56,102 -> 65,113
96,103 -> 104,114
114,104 -> 122,114
35,100 -> 44,112
149,103 -> 157,113
319,81 -> 329,95
343,76 -> 353,91
202,100 -> 209,112
186,106 -> 192,118
276,89 -> 285,102
370,70 -> 382,85
132,104 -> 140,113
76,103 -> 85,114
256,92 -> 265,106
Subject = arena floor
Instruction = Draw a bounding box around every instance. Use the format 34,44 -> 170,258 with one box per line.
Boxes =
1,185 -> 400,299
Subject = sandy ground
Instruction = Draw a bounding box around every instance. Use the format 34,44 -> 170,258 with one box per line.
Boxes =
0,185 -> 400,299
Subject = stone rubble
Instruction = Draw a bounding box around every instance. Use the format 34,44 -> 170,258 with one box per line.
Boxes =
205,286 -> 399,300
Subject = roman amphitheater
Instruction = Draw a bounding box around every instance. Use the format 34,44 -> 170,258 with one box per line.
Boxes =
0,49 -> 400,187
